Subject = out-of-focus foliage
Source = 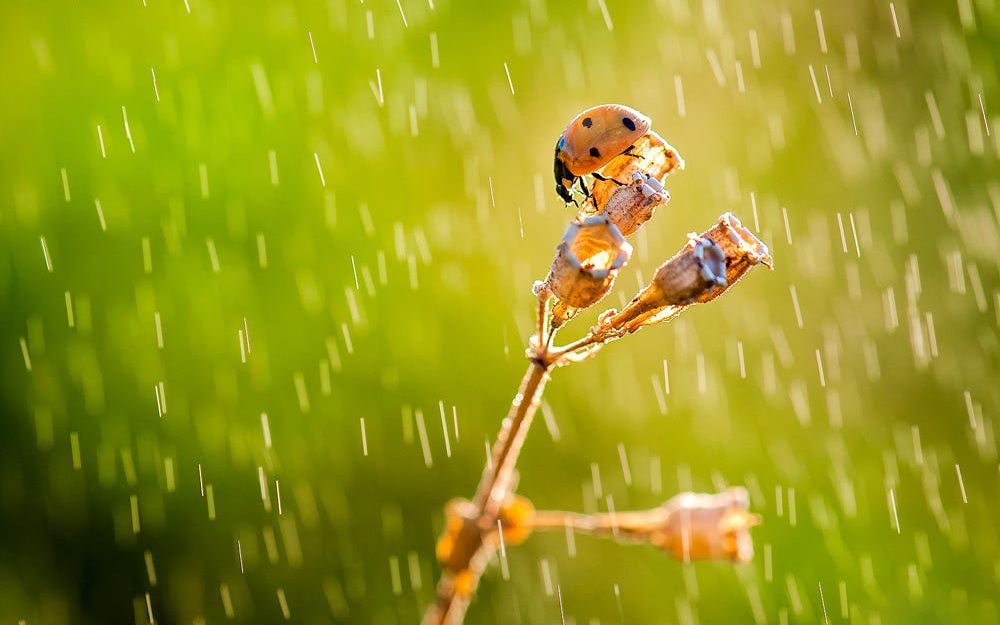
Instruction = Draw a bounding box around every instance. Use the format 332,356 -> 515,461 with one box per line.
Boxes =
1,0 -> 999,623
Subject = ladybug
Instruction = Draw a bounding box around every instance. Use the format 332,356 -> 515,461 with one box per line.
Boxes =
553,104 -> 651,204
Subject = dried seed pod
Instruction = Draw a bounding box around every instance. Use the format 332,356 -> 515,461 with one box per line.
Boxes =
549,299 -> 577,330
544,216 -> 632,310
579,130 -> 685,218
497,494 -> 535,546
435,498 -> 480,572
603,236 -> 725,328
656,235 -> 727,303
553,488 -> 759,563
695,212 -> 773,303
607,212 -> 771,333
601,172 -> 671,236
654,488 -> 759,562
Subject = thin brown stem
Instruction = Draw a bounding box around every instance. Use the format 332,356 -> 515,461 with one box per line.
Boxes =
473,360 -> 551,513
552,332 -> 601,359
424,309 -> 679,625
424,357 -> 553,625
552,304 -> 689,361
536,296 -> 547,350
529,508 -> 666,538
544,324 -> 558,350
527,509 -> 593,531
425,587 -> 472,625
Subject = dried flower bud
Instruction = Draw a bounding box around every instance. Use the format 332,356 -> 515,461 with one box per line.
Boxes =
436,498 -> 480,572
544,216 -> 632,310
549,299 -> 576,330
536,488 -> 759,563
432,494 -> 536,605
497,494 -> 535,546
601,172 -> 671,236
602,236 -> 725,328
655,488 -> 759,563
579,130 -> 685,218
606,212 -> 772,333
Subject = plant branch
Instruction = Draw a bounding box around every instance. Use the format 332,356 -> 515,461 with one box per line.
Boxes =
424,212 -> 772,624
472,359 -> 551,514
424,343 -> 554,625
536,294 -> 548,352
527,488 -> 760,564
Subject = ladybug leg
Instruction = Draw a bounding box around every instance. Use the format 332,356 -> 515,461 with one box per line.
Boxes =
556,185 -> 572,204
622,146 -> 642,160
592,172 -> 626,187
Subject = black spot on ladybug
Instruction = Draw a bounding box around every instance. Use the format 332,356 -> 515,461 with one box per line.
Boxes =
622,117 -> 636,131
589,147 -> 600,158
582,117 -> 593,128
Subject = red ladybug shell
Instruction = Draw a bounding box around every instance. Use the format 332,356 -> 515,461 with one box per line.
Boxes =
555,104 -> 651,176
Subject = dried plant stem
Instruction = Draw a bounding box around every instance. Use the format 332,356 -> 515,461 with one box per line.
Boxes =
552,306 -> 686,360
528,508 -> 665,538
428,587 -> 472,624
426,313 -> 680,624
528,509 -> 603,532
424,358 -> 552,625
473,360 -> 551,513
536,296 -> 548,349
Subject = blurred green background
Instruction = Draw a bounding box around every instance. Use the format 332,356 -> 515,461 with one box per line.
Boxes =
1,0 -> 999,623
